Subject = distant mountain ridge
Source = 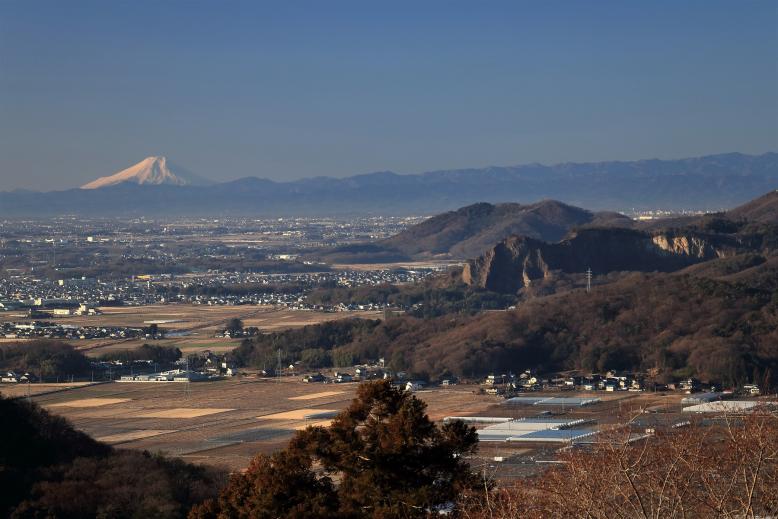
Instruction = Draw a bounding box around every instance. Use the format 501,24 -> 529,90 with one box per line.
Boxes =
2,152 -> 776,216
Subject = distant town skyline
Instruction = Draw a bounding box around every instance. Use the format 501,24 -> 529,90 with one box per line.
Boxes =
1,1 -> 776,191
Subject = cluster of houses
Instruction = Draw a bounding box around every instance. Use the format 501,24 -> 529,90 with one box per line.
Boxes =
2,321 -> 146,340
0,275 -> 160,309
215,326 -> 261,339
482,370 -> 760,396
117,351 -> 239,383
119,369 -> 216,383
301,367 -> 431,392
483,370 -> 653,395
196,351 -> 239,377
2,265 -> 438,317
1,371 -> 37,384
0,297 -> 101,317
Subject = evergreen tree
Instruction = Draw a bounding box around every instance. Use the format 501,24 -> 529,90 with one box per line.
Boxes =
190,380 -> 481,518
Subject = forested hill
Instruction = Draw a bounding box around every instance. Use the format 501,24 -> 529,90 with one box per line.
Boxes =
234,253 -> 778,388
310,199 -> 633,263
727,189 -> 778,223
379,200 -> 631,259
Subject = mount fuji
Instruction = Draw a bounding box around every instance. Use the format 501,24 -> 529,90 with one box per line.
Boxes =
80,156 -> 212,189
0,152 -> 775,216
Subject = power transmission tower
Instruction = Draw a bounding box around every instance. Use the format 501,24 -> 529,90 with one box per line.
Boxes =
586,268 -> 592,293
277,348 -> 282,383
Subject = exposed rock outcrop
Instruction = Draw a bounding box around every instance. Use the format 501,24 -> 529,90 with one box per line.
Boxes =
463,228 -> 742,293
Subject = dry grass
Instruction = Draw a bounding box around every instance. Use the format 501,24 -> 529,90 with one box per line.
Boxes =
261,408 -> 337,420
48,397 -> 131,408
28,304 -> 382,333
66,407 -> 147,419
291,420 -> 333,430
0,382 -> 96,398
136,408 -> 234,418
96,429 -> 175,444
41,304 -> 385,357
30,379 -> 500,472
288,390 -> 344,401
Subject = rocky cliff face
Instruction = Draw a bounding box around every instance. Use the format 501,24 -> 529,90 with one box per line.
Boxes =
650,234 -> 724,258
463,228 -> 741,293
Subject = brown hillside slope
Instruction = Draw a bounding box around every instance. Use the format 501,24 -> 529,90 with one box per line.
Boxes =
381,200 -> 632,259
235,257 -> 778,386
313,200 -> 632,263
728,189 -> 778,223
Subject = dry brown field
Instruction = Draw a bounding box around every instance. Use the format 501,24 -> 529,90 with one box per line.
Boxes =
5,304 -> 382,357
18,378 -> 690,479
13,304 -> 382,332
25,378 -> 498,472
77,338 -> 244,357
0,382 -> 97,398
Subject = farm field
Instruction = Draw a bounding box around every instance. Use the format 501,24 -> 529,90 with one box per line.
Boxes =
76,337 -> 244,357
28,378 -> 499,472
0,381 -> 99,398
5,304 -> 383,357
12,304 -> 383,332
18,376 -> 699,480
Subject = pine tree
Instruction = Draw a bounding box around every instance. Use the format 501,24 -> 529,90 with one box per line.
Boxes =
190,380 -> 481,518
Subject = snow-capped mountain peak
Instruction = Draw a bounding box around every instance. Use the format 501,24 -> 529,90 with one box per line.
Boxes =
80,156 -> 210,189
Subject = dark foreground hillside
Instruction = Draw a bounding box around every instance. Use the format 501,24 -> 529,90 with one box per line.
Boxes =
0,396 -> 223,518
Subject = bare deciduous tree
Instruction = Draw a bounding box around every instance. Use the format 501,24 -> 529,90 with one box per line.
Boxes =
461,408 -> 778,518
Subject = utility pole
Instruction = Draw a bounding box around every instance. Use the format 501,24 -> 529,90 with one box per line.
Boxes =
586,268 -> 592,294
186,356 -> 191,399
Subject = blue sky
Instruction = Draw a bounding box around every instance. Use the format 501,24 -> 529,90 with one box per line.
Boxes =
0,1 -> 776,190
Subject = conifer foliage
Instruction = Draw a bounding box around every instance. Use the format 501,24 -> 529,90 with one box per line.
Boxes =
191,380 -> 481,518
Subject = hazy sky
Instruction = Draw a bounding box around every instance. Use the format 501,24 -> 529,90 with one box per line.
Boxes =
1,1 -> 776,191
